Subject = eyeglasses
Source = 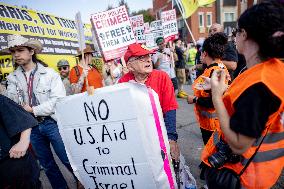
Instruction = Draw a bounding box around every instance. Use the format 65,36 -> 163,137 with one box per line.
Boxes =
129,55 -> 151,63
58,66 -> 68,71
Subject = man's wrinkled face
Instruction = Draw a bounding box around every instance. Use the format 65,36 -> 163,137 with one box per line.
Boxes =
209,24 -> 223,36
10,46 -> 33,65
127,55 -> 153,75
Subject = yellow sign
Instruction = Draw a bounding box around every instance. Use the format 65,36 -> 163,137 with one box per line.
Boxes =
0,3 -> 100,79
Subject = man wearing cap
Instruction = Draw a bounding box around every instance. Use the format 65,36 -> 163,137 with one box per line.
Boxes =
3,34 -> 78,189
69,45 -> 103,93
57,59 -> 73,96
152,37 -> 178,91
119,43 -> 180,160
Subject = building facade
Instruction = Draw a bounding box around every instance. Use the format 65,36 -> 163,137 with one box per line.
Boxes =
152,0 -> 263,44
153,0 -> 216,43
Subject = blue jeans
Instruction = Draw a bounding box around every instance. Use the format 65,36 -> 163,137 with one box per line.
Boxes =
30,117 -> 73,189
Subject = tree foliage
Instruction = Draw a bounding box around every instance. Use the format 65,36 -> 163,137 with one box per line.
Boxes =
132,9 -> 155,23
118,0 -> 130,15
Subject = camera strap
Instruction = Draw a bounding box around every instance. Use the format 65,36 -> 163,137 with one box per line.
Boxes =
238,125 -> 270,176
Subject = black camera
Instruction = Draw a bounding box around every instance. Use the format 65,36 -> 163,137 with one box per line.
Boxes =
208,139 -> 241,168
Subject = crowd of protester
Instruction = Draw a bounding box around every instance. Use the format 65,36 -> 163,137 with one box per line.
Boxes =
0,1 -> 283,188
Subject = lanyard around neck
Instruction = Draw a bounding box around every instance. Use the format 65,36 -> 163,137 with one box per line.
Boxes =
23,64 -> 38,106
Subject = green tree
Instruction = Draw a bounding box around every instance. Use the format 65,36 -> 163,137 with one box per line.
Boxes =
132,9 -> 155,23
106,4 -> 113,11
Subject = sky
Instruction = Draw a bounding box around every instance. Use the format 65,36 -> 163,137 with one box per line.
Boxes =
2,0 -> 153,23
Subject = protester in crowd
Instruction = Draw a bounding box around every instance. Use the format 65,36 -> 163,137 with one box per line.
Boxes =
119,43 -> 180,161
0,94 -> 41,189
185,43 -> 197,84
187,32 -> 230,145
194,39 -> 205,78
3,34 -> 82,189
201,1 -> 284,188
152,37 -> 178,91
103,59 -> 122,86
208,23 -> 238,75
69,45 -> 103,93
192,24 -> 238,80
102,60 -> 114,86
57,59 -> 73,95
174,39 -> 188,98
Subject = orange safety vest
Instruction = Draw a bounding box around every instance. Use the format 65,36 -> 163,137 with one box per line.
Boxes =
192,62 -> 230,131
201,58 -> 284,189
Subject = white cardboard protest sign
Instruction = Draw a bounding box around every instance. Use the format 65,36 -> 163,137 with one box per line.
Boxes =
56,83 -> 177,189
144,22 -> 150,34
91,5 -> 136,61
146,20 -> 163,49
161,10 -> 178,43
75,12 -> 86,51
130,15 -> 145,43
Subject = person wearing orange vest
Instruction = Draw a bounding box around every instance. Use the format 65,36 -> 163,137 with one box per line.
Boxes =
201,1 -> 284,188
187,32 -> 230,145
69,45 -> 103,93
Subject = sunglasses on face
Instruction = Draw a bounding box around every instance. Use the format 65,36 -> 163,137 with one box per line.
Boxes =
232,27 -> 243,37
58,66 -> 69,71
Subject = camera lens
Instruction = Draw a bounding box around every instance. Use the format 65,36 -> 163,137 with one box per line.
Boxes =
208,140 -> 232,168
208,151 -> 228,168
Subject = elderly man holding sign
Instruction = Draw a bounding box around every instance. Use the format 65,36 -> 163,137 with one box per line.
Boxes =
119,43 -> 180,161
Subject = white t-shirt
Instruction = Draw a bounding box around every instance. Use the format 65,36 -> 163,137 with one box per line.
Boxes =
152,48 -> 176,78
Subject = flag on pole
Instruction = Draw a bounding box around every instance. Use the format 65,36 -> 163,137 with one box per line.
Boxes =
198,0 -> 216,6
175,0 -> 199,18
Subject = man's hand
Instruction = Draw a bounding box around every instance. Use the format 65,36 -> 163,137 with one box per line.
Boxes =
9,139 -> 29,158
169,140 -> 180,160
187,95 -> 195,104
23,104 -> 33,113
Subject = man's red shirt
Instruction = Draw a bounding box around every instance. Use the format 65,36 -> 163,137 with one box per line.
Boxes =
119,70 -> 178,114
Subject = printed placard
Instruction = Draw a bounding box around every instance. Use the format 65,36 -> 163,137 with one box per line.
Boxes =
144,22 -> 150,34
0,3 -> 93,77
55,83 -> 176,189
161,10 -> 178,42
130,15 -> 145,43
147,20 -> 163,49
91,5 -> 136,61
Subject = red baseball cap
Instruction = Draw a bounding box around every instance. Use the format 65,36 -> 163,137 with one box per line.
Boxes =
124,43 -> 154,63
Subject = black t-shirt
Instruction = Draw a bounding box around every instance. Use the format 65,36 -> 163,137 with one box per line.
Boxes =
223,41 -> 238,63
233,53 -> 246,79
175,46 -> 186,69
0,95 -> 38,160
223,41 -> 238,79
230,83 -> 281,138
